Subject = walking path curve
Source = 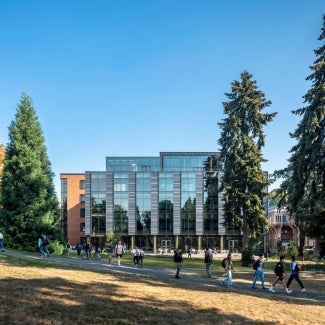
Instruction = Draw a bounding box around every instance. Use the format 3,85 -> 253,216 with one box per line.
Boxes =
4,250 -> 325,304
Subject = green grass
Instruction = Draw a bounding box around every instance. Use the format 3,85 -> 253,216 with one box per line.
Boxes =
63,250 -> 325,272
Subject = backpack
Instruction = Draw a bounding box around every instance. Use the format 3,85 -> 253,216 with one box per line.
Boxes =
221,258 -> 226,268
173,250 -> 180,262
253,260 -> 259,270
205,251 -> 212,263
42,235 -> 50,246
274,262 -> 282,275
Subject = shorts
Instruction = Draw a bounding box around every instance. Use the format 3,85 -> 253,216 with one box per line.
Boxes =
276,273 -> 284,281
116,254 -> 123,258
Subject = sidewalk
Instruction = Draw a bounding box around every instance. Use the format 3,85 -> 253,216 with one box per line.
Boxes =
4,249 -> 325,303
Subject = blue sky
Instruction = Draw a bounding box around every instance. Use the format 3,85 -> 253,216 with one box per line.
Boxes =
0,1 -> 324,197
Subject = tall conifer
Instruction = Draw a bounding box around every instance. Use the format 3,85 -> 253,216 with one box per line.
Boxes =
0,94 -> 60,250
218,71 -> 276,248
288,15 -> 325,241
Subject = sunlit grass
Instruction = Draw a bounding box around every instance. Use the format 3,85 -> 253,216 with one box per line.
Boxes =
0,253 -> 324,324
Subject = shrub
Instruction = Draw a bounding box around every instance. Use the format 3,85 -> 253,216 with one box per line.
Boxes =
242,246 -> 253,267
48,240 -> 65,255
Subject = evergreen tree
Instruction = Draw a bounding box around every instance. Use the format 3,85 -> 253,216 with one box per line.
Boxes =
218,71 -> 276,248
288,15 -> 325,241
0,93 -> 61,250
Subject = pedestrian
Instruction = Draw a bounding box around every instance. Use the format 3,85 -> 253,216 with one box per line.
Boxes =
220,253 -> 233,287
204,246 -> 213,278
252,253 -> 267,289
38,234 -> 50,257
76,243 -> 82,256
173,248 -> 183,279
269,255 -> 292,294
0,231 -> 5,252
96,245 -> 102,259
138,247 -> 144,268
66,241 -> 71,256
106,240 -> 114,265
115,240 -> 124,266
85,240 -> 92,260
132,246 -> 139,267
286,256 -> 306,292
187,247 -> 192,259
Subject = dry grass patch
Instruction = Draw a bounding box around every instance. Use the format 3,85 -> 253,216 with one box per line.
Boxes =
0,255 -> 324,325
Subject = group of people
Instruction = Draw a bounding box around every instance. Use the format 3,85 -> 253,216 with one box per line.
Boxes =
132,246 -> 145,268
174,247 -> 306,294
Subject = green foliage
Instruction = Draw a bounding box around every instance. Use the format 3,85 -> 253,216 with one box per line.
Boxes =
277,240 -> 284,255
218,71 -> 277,248
241,246 -> 253,266
285,16 -> 325,241
102,229 -> 121,247
49,240 -> 65,255
0,93 -> 62,250
286,241 -> 298,259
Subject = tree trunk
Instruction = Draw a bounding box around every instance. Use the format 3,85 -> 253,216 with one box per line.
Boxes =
242,212 -> 248,249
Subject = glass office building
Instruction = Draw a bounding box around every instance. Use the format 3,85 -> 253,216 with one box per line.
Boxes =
84,152 -> 227,252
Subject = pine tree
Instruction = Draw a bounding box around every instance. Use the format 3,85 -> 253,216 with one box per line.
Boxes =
0,93 -> 61,250
218,71 -> 277,249
288,15 -> 325,241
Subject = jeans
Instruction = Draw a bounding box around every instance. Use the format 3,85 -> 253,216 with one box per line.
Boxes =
39,244 -> 49,256
222,270 -> 232,286
252,269 -> 265,287
108,252 -> 113,264
205,262 -> 212,277
0,239 -> 4,251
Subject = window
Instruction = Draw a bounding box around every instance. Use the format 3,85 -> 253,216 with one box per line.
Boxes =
80,194 -> 85,203
80,223 -> 85,232
79,180 -> 85,189
80,208 -> 85,218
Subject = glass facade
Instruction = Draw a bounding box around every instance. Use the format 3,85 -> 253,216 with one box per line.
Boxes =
159,172 -> 174,234
113,172 -> 128,233
91,172 -> 106,235
85,152 -> 224,251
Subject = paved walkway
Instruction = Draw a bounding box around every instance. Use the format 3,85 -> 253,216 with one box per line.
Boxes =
4,250 -> 325,303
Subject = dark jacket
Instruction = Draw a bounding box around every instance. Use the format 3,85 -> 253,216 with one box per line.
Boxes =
173,251 -> 183,263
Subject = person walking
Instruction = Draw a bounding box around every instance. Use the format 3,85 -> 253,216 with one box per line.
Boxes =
138,247 -> 144,268
286,256 -> 306,292
38,234 -> 50,257
115,241 -> 124,266
0,231 -> 5,252
66,241 -> 71,256
132,246 -> 140,267
204,246 -> 213,278
252,253 -> 267,289
106,240 -> 114,265
173,248 -> 183,279
85,240 -> 92,261
76,243 -> 82,256
220,253 -> 233,287
269,255 -> 292,294
96,245 -> 102,259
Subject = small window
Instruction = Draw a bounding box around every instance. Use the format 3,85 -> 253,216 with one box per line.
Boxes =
80,180 -> 85,190
80,223 -> 85,232
80,194 -> 85,203
80,208 -> 85,218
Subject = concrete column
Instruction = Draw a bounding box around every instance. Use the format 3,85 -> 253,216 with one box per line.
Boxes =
197,235 -> 202,251
131,236 -> 135,250
175,235 -> 179,249
220,235 -> 224,250
153,236 -> 157,253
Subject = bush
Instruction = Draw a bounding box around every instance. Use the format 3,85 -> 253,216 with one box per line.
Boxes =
286,241 -> 298,259
48,240 -> 65,255
242,246 -> 253,267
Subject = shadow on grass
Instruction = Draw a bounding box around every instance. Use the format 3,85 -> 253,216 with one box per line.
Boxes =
1,251 -> 324,325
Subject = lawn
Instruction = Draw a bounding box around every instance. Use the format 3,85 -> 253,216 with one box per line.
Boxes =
0,253 -> 324,325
